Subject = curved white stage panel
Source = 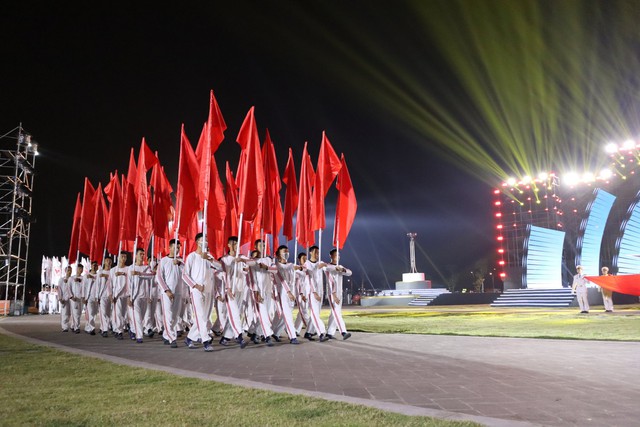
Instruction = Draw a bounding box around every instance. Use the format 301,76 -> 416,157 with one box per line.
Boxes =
523,225 -> 565,289
576,189 -> 616,277
615,190 -> 640,274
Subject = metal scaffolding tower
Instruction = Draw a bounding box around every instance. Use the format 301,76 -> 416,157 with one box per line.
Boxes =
0,124 -> 38,315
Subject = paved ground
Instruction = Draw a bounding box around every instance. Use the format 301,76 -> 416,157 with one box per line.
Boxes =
2,314 -> 639,427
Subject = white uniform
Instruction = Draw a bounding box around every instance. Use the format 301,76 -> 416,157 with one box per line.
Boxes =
58,277 -> 72,331
48,287 -> 58,314
218,254 -> 246,339
38,290 -> 48,314
600,274 -> 614,312
83,272 -> 99,333
70,274 -> 85,331
246,257 -> 274,339
572,273 -> 590,312
128,264 -> 154,340
270,261 -> 298,340
182,252 -> 219,344
157,256 -> 184,343
110,266 -> 129,334
96,267 -> 112,334
304,259 -> 326,335
324,263 -> 352,336
294,268 -> 309,334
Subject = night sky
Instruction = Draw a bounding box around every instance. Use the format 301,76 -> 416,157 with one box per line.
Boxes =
1,2 -> 499,293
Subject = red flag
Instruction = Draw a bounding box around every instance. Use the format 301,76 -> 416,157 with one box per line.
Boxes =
586,275 -> 640,296
90,183 -> 108,263
296,142 -> 315,248
236,107 -> 265,221
282,148 -> 298,242
195,122 -> 211,209
68,193 -> 82,263
176,125 -> 200,238
206,154 -> 226,256
261,129 -> 283,250
104,173 -> 122,256
120,149 -> 138,247
311,131 -> 341,231
150,161 -> 174,240
126,148 -> 137,187
333,154 -> 357,249
78,178 -> 96,255
207,89 -> 226,153
135,141 -> 154,247
137,138 -> 159,178
224,162 -> 239,242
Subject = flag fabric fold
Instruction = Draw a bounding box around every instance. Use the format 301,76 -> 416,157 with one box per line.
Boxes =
176,125 -> 200,238
282,147 -> 298,242
585,275 -> 640,296
78,178 -> 96,255
333,154 -> 357,249
311,131 -> 341,231
296,142 -> 315,249
235,107 -> 265,222
90,183 -> 108,263
68,193 -> 82,263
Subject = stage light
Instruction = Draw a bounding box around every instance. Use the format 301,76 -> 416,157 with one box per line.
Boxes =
494,189 -> 500,194
563,172 -> 579,186
495,212 -> 502,217
507,177 -> 516,186
499,273 -> 506,278
497,224 -> 503,229
497,236 -> 503,241
605,142 -> 618,153
498,248 -> 504,253
583,172 -> 595,182
599,168 -> 612,179
522,175 -> 531,184
498,260 -> 505,265
623,139 -> 635,150
538,172 -> 548,180
494,201 -> 501,206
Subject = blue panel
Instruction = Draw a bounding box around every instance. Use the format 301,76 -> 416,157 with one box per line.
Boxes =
523,225 -> 565,289
616,192 -> 640,274
576,189 -> 616,276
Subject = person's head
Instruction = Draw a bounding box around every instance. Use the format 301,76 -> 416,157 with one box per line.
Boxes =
64,266 -> 72,277
103,257 -> 113,268
76,264 -> 84,275
250,250 -> 259,259
118,251 -> 128,265
309,246 -> 319,261
601,266 -> 609,274
195,233 -> 204,250
329,249 -> 339,263
254,239 -> 263,253
91,261 -> 98,272
576,265 -> 583,273
297,252 -> 307,265
169,238 -> 181,256
276,245 -> 289,261
227,236 -> 238,253
135,248 -> 145,264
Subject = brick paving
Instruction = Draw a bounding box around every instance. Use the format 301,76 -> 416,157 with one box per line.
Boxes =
1,315 -> 639,426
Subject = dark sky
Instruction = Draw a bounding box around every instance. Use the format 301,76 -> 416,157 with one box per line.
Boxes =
0,2 -> 494,292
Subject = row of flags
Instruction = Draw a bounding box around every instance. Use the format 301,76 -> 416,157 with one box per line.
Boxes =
67,90 -> 357,264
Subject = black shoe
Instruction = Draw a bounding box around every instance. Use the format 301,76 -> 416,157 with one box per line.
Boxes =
219,337 -> 230,346
62,329 -> 69,332
212,330 -> 221,337
319,334 -> 329,342
605,310 -> 613,313
170,340 -> 178,348
177,331 -> 183,337
116,333 -> 124,340
342,332 -> 352,340
101,331 -> 108,338
271,334 -> 282,343
74,329 -> 81,334
580,311 -> 588,314
163,339 -> 170,345
304,332 -> 316,341
90,330 -> 96,335
147,329 -> 155,338
236,336 -> 247,349
290,338 -> 300,345
326,334 -> 335,340
265,337 -> 274,347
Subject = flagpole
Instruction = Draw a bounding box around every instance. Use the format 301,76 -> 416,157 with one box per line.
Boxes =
203,199 -> 208,254
237,212 -> 244,256
318,229 -> 322,261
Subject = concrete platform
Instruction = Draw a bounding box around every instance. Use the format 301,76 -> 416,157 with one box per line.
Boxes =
1,314 -> 639,426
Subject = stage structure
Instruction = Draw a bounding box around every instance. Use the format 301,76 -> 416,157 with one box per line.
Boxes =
0,125 -> 38,315
494,141 -> 640,292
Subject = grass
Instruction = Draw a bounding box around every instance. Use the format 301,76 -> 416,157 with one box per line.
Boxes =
337,305 -> 640,341
0,334 -> 479,427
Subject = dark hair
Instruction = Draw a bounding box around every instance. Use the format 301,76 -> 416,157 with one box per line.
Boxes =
276,245 -> 288,257
309,245 -> 319,252
77,264 -> 84,269
136,248 -> 145,254
169,238 -> 180,246
195,232 -> 203,241
329,249 -> 338,256
228,236 -> 238,243
255,239 -> 263,245
119,251 -> 128,256
250,250 -> 259,258
297,252 -> 307,261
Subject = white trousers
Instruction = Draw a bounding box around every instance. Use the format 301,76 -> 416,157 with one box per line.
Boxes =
187,287 -> 212,343
327,295 -> 347,336
294,295 -> 309,334
84,299 -> 99,332
221,292 -> 243,339
129,297 -> 147,339
99,297 -> 112,332
272,290 -> 296,339
160,292 -> 182,343
306,293 -> 326,335
70,299 -> 83,330
60,301 -> 71,330
112,297 -> 128,333
602,288 -> 614,311
576,286 -> 589,311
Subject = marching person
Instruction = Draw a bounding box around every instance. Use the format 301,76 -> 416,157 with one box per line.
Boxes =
182,232 -> 221,352
324,249 -> 352,340
157,239 -> 184,348
270,245 -> 301,344
58,266 -> 73,332
600,266 -> 614,313
110,251 -> 130,340
97,257 -> 113,337
294,252 -> 309,335
83,261 -> 100,335
571,265 -> 590,314
303,246 -> 329,342
217,236 -> 248,349
128,248 -> 155,343
38,286 -> 48,314
70,264 -> 85,333
48,285 -> 58,314
244,242 -> 275,345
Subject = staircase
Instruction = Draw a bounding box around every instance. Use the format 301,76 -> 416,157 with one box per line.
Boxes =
490,288 -> 576,307
408,289 -> 451,306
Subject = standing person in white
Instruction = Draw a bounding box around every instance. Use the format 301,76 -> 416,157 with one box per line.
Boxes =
128,248 -> 155,343
294,252 -> 309,335
303,246 -> 329,342
70,264 -> 85,333
110,252 -> 130,340
157,239 -> 183,348
571,265 -> 590,314
600,266 -> 615,313
38,287 -> 48,314
83,261 -> 100,335
58,266 -> 73,332
269,245 -> 301,344
97,257 -> 113,337
48,284 -> 58,314
324,249 -> 352,340
244,244 -> 275,346
217,236 -> 248,348
182,233 -> 221,352
144,257 -> 159,337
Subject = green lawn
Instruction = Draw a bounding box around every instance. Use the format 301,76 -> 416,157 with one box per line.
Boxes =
0,334 -> 479,427
339,305 -> 640,341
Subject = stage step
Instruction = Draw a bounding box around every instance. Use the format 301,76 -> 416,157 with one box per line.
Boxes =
408,289 -> 450,306
491,288 -> 576,308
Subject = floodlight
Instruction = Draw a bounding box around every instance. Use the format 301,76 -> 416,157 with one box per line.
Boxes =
563,172 -> 579,186
605,143 -> 618,153
623,139 -> 636,150
599,168 -> 612,179
506,177 -> 516,186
